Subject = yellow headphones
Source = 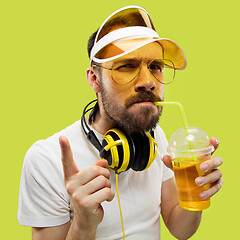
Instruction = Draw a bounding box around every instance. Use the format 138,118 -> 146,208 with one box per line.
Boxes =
81,100 -> 158,173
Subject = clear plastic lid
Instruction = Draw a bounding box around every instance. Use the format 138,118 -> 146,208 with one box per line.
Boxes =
167,127 -> 214,159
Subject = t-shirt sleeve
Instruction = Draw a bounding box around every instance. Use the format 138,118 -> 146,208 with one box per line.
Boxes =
17,141 -> 70,227
154,125 -> 174,181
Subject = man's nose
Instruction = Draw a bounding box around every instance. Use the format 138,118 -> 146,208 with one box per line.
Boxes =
135,64 -> 156,92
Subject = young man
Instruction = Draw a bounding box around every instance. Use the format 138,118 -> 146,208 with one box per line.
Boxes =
18,6 -> 223,240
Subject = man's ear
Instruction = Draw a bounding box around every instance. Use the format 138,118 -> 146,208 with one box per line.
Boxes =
86,67 -> 101,93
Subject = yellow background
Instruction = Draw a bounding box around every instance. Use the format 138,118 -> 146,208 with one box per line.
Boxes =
1,0 -> 238,239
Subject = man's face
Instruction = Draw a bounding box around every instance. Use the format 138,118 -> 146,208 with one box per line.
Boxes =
98,42 -> 164,134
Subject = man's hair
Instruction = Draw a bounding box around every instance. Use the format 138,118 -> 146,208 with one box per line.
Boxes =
87,29 -> 99,59
87,29 -> 102,79
87,28 -> 101,117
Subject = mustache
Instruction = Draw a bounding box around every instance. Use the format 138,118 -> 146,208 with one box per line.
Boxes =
125,92 -> 163,108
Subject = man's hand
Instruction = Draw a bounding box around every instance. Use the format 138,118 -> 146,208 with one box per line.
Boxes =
163,137 -> 224,200
59,136 -> 115,239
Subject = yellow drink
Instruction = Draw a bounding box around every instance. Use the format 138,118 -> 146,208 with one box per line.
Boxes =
172,158 -> 210,211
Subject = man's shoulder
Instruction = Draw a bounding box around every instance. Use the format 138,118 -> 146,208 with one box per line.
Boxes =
24,120 -> 83,166
153,124 -> 168,153
154,124 -> 166,138
36,120 -> 81,145
47,120 -> 82,142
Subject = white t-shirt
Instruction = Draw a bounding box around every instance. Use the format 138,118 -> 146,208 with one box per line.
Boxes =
17,120 -> 173,239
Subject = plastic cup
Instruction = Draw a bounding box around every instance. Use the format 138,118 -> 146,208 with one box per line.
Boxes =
167,127 -> 214,211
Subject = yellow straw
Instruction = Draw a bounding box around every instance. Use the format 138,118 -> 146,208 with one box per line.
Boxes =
154,101 -> 196,160
154,101 -> 188,134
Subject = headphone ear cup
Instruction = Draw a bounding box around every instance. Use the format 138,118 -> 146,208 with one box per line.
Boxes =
122,132 -> 135,172
100,139 -> 113,166
144,131 -> 158,169
101,129 -> 135,173
130,131 -> 151,171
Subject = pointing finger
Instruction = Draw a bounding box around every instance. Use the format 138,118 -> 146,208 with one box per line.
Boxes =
59,136 -> 79,180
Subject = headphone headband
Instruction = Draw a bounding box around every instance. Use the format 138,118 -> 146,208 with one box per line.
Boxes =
81,99 -> 102,151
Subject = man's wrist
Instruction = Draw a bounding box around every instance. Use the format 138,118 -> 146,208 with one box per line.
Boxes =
66,217 -> 97,240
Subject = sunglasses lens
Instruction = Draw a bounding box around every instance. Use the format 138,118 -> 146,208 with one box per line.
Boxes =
150,59 -> 175,84
112,59 -> 141,84
110,59 -> 175,85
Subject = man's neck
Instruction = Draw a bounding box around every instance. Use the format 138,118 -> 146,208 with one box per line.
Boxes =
87,111 -> 115,135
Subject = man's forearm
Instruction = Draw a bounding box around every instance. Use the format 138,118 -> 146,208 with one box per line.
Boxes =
65,218 -> 97,240
166,204 -> 202,240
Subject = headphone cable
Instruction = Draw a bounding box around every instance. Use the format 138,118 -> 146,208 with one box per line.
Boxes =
115,168 -> 126,240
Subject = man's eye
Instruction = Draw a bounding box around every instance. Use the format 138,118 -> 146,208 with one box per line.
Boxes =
115,64 -> 138,71
150,64 -> 163,71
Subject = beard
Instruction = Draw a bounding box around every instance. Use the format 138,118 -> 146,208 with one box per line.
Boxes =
99,81 -> 163,134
